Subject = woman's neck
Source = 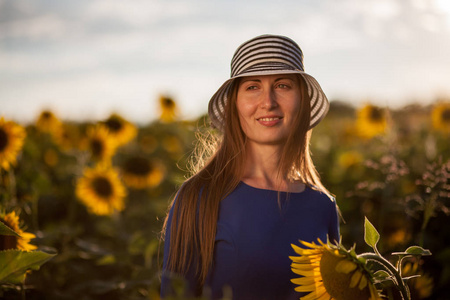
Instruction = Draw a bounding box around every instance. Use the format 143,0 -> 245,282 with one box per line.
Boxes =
241,143 -> 304,193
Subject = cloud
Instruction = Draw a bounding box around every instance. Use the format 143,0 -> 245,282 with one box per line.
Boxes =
1,0 -> 450,123
0,14 -> 66,39
84,0 -> 195,27
0,0 -> 35,22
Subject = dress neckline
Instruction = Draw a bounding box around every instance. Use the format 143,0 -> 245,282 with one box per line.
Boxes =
239,181 -> 308,194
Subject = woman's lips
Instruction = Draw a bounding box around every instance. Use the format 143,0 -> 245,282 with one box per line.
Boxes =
257,116 -> 283,126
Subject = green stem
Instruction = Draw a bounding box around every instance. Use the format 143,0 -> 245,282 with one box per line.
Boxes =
359,253 -> 410,300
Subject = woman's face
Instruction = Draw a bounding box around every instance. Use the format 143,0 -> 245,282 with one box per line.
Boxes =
236,74 -> 301,146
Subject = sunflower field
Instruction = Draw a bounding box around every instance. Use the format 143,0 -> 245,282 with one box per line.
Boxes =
0,97 -> 449,300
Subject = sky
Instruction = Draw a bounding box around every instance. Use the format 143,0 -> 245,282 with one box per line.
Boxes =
1,0 -> 450,125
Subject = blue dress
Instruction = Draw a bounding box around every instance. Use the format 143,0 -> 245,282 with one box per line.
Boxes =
161,181 -> 340,300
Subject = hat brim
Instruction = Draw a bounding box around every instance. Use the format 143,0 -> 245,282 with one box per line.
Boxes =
208,70 -> 329,132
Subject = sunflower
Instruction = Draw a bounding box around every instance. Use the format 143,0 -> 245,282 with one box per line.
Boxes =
121,156 -> 165,189
0,117 -> 26,171
43,148 -> 59,167
84,125 -> 117,164
0,211 -> 37,251
36,110 -> 62,136
356,104 -> 388,139
159,95 -> 178,122
338,151 -> 363,169
162,135 -> 183,154
102,113 -> 137,146
139,134 -> 158,154
53,122 -> 83,151
290,239 -> 381,300
76,165 -> 126,215
431,101 -> 450,134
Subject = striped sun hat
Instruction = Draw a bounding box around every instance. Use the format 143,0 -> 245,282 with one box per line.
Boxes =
208,34 -> 329,132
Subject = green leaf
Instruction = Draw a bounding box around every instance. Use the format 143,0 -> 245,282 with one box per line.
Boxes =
392,246 -> 432,257
364,217 -> 380,252
0,250 -> 56,284
404,246 -> 432,256
373,270 -> 392,282
0,221 -> 20,237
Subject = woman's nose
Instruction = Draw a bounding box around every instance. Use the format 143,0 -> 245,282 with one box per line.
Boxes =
260,89 -> 278,109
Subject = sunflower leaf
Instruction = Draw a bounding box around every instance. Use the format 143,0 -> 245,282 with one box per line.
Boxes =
0,221 -> 21,237
364,217 -> 380,252
0,250 -> 56,284
392,246 -> 432,257
373,270 -> 395,285
373,270 -> 391,281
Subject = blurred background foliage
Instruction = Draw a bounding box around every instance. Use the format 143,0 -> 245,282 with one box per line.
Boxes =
0,97 -> 449,299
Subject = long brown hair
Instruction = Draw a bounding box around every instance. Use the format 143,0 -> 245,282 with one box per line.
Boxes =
162,75 -> 329,287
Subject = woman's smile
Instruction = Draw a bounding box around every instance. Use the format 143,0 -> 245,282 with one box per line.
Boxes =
256,115 -> 284,126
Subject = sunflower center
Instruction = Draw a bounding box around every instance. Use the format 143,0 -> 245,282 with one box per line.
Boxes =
90,139 -> 104,157
0,220 -> 18,250
320,251 -> 370,300
124,157 -> 152,175
162,97 -> 175,108
42,111 -> 52,119
92,176 -> 113,198
62,130 -> 70,140
105,118 -> 123,132
369,107 -> 383,122
0,129 -> 8,151
442,108 -> 450,122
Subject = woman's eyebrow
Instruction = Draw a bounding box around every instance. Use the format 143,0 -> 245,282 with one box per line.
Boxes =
240,78 -> 261,84
274,77 -> 294,82
240,77 -> 294,84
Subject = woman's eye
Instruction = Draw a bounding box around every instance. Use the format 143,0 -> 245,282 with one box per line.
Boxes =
246,85 -> 258,91
277,83 -> 290,89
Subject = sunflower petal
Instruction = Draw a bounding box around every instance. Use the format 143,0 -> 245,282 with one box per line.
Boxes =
349,270 -> 362,288
295,284 -> 320,292
300,240 -> 321,249
317,292 -> 333,300
292,244 -> 322,255
335,259 -> 358,274
291,276 -> 319,285
300,287 -> 329,300
292,268 -> 320,277
291,262 -> 319,270
290,254 -> 322,262
358,272 -> 368,290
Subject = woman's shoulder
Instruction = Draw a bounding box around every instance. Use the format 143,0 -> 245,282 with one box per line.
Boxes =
298,185 -> 336,209
304,184 -> 336,203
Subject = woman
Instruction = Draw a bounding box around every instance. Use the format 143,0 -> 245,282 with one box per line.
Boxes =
161,34 -> 340,299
